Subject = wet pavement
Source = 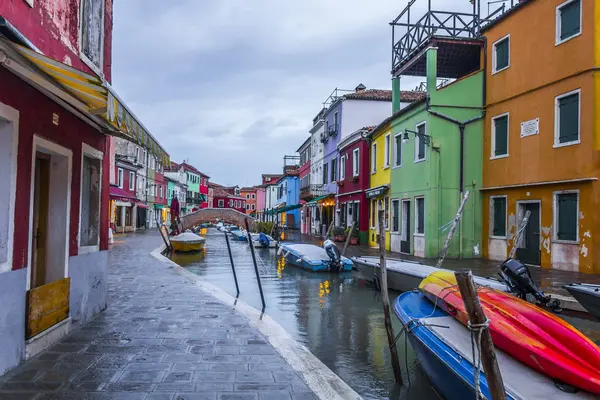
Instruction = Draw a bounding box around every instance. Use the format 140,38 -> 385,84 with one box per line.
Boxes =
171,228 -> 600,400
0,231 -> 319,400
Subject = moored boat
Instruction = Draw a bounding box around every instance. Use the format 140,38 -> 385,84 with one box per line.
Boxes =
278,243 -> 353,272
419,270 -> 600,395
228,229 -> 247,241
170,231 -> 206,252
352,256 -> 508,292
250,232 -> 278,249
394,291 -> 596,399
564,283 -> 600,320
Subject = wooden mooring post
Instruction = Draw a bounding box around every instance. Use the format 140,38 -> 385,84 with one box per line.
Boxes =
325,221 -> 334,240
455,270 -> 506,400
508,210 -> 531,259
341,221 -> 356,257
378,203 -> 403,385
436,191 -> 469,268
245,218 -> 266,311
224,232 -> 240,297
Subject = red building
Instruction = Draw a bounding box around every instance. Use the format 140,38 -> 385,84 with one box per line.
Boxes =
111,158 -> 140,232
240,187 -> 258,216
336,127 -> 373,244
261,174 -> 282,186
0,0 -> 169,374
199,173 -> 210,209
213,189 -> 247,213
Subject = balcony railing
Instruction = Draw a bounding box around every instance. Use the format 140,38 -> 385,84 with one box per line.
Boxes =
327,124 -> 339,137
186,197 -> 200,205
390,0 -> 505,74
300,184 -> 327,200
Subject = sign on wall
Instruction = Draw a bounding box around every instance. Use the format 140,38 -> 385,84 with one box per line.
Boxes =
520,118 -> 540,138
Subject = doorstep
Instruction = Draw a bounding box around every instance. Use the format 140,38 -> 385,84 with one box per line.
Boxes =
25,317 -> 71,359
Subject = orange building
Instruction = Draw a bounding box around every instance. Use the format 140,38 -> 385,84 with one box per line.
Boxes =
240,187 -> 258,216
481,0 -> 599,273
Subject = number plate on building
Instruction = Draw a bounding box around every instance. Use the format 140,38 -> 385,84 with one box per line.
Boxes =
520,118 -> 540,138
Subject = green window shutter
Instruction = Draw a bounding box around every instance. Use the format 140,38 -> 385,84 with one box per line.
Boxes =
392,200 -> 399,232
558,93 -> 579,143
492,198 -> 506,237
395,135 -> 402,166
560,0 -> 581,40
417,198 -> 425,234
494,116 -> 508,156
417,124 -> 426,159
557,193 -> 578,241
495,39 -> 509,70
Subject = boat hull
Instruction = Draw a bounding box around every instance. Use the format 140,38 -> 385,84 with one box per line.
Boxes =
171,241 -> 204,252
279,244 -> 353,272
353,258 -> 424,292
420,271 -> 600,395
565,284 -> 600,320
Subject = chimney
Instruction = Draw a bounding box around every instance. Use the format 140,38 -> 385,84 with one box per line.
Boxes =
355,83 -> 366,92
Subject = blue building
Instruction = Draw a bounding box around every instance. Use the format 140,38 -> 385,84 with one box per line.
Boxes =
274,173 -> 301,229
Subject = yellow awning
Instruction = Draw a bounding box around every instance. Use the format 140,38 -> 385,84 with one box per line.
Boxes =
2,39 -> 170,165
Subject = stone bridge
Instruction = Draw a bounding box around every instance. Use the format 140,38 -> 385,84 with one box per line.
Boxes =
179,208 -> 256,231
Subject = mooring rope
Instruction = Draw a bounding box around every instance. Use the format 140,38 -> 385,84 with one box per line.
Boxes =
468,318 -> 491,399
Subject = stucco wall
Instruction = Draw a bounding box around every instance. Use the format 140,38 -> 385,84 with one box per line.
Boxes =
0,268 -> 26,375
68,250 -> 108,325
342,100 -> 392,140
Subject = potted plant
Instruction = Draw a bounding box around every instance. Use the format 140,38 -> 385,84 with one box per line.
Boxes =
336,180 -> 344,187
332,227 -> 346,242
346,226 -> 359,245
350,175 -> 359,183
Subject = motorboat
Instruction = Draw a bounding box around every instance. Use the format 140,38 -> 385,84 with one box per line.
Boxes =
170,231 -> 205,252
564,283 -> 600,320
277,241 -> 352,272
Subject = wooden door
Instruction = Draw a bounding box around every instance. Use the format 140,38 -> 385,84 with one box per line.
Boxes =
516,203 -> 541,266
31,153 -> 50,289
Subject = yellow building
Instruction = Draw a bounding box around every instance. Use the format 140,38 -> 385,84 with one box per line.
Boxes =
367,122 -> 392,249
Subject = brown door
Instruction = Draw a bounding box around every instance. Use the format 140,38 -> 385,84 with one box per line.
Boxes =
31,153 -> 50,289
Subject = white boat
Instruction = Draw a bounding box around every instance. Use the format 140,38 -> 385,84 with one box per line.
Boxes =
250,233 -> 278,249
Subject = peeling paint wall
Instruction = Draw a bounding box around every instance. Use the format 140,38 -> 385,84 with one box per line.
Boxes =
0,0 -> 113,81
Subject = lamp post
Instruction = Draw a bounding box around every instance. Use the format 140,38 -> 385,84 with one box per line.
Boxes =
401,129 -> 432,145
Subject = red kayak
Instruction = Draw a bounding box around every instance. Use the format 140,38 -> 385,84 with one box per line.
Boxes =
419,271 -> 600,395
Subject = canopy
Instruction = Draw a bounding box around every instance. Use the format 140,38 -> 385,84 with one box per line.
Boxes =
109,186 -> 137,201
272,204 -> 302,214
0,38 -> 169,164
365,185 -> 389,199
306,194 -> 333,207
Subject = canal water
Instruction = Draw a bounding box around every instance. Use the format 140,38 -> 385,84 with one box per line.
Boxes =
170,229 -> 600,399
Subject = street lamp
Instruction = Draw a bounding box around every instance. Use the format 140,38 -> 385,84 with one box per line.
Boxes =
402,129 -> 431,146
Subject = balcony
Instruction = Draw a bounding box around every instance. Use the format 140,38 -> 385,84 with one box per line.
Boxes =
390,0 -> 505,77
186,197 -> 200,205
327,124 -> 339,137
300,184 -> 327,201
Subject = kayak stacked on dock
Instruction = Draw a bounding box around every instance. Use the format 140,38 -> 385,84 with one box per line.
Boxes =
394,270 -> 600,399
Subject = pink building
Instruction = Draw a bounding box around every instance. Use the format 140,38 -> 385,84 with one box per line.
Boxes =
255,186 -> 266,221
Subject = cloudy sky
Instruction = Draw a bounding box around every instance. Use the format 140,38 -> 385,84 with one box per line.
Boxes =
112,0 -> 474,186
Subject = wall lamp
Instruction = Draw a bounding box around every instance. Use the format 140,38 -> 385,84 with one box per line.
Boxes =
402,129 -> 431,146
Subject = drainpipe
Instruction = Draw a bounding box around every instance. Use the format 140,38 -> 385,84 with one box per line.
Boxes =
392,77 -> 401,113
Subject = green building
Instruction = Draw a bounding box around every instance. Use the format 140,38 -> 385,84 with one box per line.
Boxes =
388,47 -> 484,259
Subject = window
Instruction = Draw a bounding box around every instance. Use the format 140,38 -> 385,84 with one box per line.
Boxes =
555,90 -> 580,146
394,134 -> 402,167
352,149 -> 360,176
415,123 -> 426,162
80,0 -> 104,74
384,197 -> 390,230
415,197 -> 425,234
384,134 -> 391,168
251,204 -> 256,211
331,158 -> 337,182
134,147 -> 139,163
80,154 -> 101,247
391,199 -> 400,232
159,185 -> 163,199
323,163 -> 329,184
218,199 -> 224,207
493,35 -> 510,73
555,192 -> 578,242
492,114 -> 509,158
556,0 -> 581,44
117,168 -> 123,188
246,204 -> 249,210
333,112 -> 338,131
371,143 -> 377,173
229,200 -> 233,207
246,194 -> 250,199
129,171 -> 135,190
143,150 -> 147,166
340,156 -> 346,180
252,194 -> 256,199
371,199 -> 376,227
491,197 -> 507,237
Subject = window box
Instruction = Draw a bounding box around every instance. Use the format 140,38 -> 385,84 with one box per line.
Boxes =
350,176 -> 359,183
336,180 -> 344,187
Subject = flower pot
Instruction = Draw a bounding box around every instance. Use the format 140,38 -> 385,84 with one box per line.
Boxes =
350,237 -> 358,245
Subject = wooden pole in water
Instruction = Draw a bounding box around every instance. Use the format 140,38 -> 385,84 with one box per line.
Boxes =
341,221 -> 356,257
508,210 -> 531,259
436,191 -> 470,268
455,270 -> 506,400
378,202 -> 403,385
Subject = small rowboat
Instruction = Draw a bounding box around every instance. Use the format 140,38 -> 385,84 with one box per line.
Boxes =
170,232 -> 205,252
564,283 -> 600,320
278,243 -> 353,272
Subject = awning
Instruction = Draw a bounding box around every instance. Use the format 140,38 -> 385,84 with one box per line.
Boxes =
154,204 -> 164,209
109,186 -> 136,201
306,194 -> 333,207
114,200 -> 131,207
365,185 -> 389,199
0,38 -> 170,164
273,204 -> 302,214
136,202 -> 149,209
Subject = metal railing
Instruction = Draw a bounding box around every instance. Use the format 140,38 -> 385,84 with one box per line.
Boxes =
300,184 -> 327,199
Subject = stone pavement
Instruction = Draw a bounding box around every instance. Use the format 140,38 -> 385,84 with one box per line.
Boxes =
0,231 -> 318,400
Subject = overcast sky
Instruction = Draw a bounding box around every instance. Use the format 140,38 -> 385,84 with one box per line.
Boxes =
112,0 -> 475,186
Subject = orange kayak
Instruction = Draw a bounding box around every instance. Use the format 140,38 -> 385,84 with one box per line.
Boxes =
419,271 -> 600,395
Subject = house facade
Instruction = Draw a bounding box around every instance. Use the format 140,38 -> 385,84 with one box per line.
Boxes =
255,186 -> 266,221
241,187 -> 257,216
213,189 -> 246,213
0,0 -> 167,375
297,138 -> 311,234
111,157 -> 139,233
337,127 -> 373,244
273,173 -> 301,229
481,0 -> 599,273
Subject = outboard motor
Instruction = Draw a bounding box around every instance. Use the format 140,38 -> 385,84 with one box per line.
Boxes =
499,258 -> 561,311
323,239 -> 343,272
258,233 -> 271,248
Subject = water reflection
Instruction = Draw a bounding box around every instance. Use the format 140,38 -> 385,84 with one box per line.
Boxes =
171,230 -> 439,399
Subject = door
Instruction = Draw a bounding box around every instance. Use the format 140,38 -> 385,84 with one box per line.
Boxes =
401,200 -> 411,254
287,213 -> 295,229
32,153 -> 50,289
516,203 -> 541,266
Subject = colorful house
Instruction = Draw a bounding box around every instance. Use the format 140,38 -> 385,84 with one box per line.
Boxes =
0,0 -> 167,374
273,172 -> 301,229
240,187 -> 257,216
255,186 -> 266,221
212,188 -> 246,213
111,157 -> 139,233
337,127 -> 373,244
480,0 -> 599,273
297,137 -> 312,234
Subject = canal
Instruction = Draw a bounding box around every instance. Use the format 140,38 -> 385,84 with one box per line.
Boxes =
170,228 -> 600,399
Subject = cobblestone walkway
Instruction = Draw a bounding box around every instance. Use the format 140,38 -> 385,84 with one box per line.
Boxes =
0,231 -> 318,400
